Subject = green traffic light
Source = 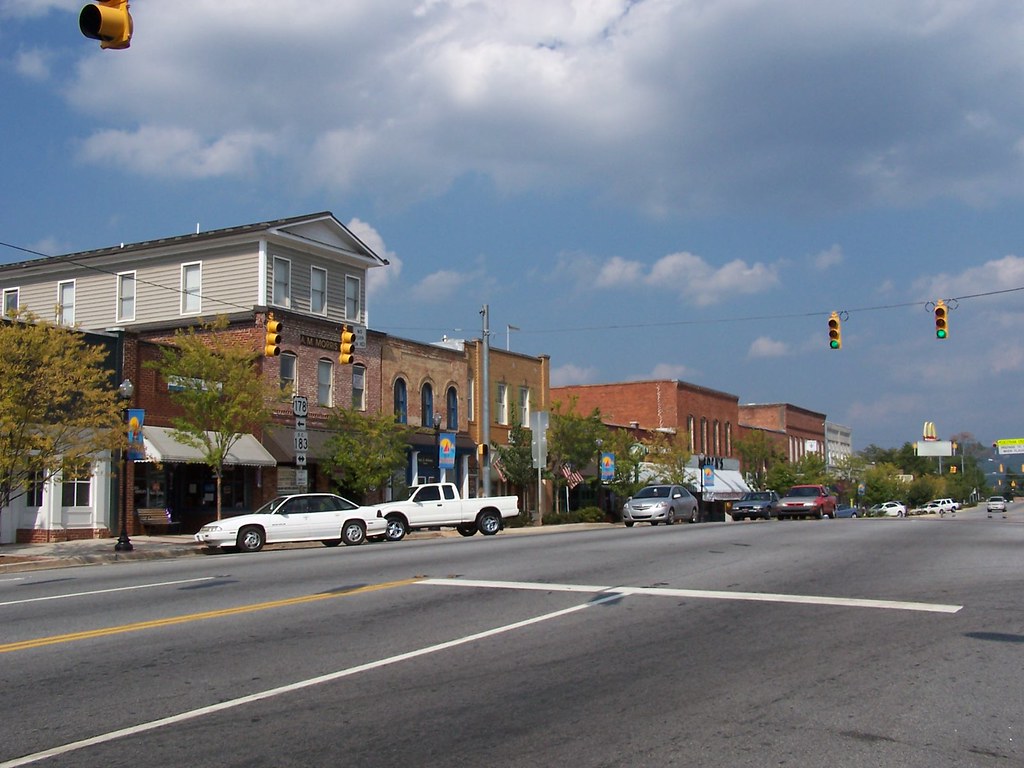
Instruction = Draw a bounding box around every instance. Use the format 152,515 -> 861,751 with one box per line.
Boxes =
936,329 -> 947,339
830,340 -> 840,349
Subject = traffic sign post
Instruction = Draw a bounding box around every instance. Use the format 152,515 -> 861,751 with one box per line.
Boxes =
293,396 -> 309,488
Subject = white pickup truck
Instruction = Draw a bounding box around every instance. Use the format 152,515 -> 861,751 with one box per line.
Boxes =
373,483 -> 520,541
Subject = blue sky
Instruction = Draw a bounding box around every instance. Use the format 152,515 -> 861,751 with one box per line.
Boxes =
3,1 -> 1024,450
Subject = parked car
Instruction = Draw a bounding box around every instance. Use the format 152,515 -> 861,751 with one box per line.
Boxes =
987,496 -> 1007,517
370,482 -> 520,540
730,491 -> 779,521
835,505 -> 860,518
929,498 -> 958,516
622,485 -> 699,526
873,501 -> 906,517
195,493 -> 386,552
776,485 -> 838,520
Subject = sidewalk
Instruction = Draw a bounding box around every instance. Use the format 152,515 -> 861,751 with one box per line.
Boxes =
0,523 -> 617,574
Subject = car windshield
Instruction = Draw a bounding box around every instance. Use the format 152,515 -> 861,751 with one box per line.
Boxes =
741,492 -> 772,501
990,496 -> 1005,501
635,486 -> 671,499
785,487 -> 820,497
252,497 -> 290,515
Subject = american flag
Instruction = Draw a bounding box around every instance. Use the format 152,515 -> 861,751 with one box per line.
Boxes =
491,454 -> 507,483
561,463 -> 584,489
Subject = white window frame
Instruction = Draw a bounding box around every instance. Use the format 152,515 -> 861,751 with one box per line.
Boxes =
345,275 -> 361,322
181,262 -> 202,315
519,386 -> 531,426
57,280 -> 75,325
317,358 -> 333,408
310,266 -> 328,315
496,383 -> 508,426
279,351 -> 297,394
117,271 -> 136,322
468,377 -> 475,422
273,256 -> 292,308
352,364 -> 366,411
2,287 -> 18,316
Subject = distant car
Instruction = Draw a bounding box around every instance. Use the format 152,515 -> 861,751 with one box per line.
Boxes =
622,485 -> 698,526
835,505 -> 860,518
730,491 -> 779,521
929,498 -> 958,516
195,493 -> 386,552
872,501 -> 906,517
987,496 -> 1007,516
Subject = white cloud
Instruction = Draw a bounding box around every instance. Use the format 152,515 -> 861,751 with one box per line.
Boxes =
15,48 -> 50,80
77,125 -> 275,179
812,244 -> 843,270
409,269 -> 474,304
748,336 -> 789,358
648,363 -> 695,381
912,254 -> 1024,303
595,251 -> 780,306
346,218 -> 402,298
550,363 -> 598,387
52,1 -> 1024,215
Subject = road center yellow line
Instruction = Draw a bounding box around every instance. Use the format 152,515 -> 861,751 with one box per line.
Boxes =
0,578 -> 421,654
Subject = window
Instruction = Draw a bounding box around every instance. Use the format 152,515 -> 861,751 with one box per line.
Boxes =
496,383 -> 508,425
394,378 -> 408,424
726,422 -> 732,456
117,272 -> 136,322
700,417 -> 708,454
181,263 -> 201,314
61,465 -> 91,507
27,471 -> 44,507
446,387 -> 458,430
468,377 -> 475,422
2,288 -> 18,316
345,275 -> 360,321
687,416 -> 695,452
352,364 -> 366,411
519,386 -> 530,426
421,383 -> 434,428
57,280 -> 75,325
273,257 -> 291,308
714,420 -> 720,455
279,352 -> 297,394
317,359 -> 333,407
310,266 -> 327,315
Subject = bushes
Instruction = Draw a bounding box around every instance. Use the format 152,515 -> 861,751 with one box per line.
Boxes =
542,506 -> 609,525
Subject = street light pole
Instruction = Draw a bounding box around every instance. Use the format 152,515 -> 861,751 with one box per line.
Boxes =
114,378 -> 134,552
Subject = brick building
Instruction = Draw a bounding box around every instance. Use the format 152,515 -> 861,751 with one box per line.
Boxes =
737,403 -> 828,463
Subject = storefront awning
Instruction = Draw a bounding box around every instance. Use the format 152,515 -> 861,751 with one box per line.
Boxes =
683,468 -> 751,501
263,425 -> 335,463
143,426 -> 277,467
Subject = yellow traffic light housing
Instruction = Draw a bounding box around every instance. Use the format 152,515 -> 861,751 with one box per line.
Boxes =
828,312 -> 842,350
934,299 -> 948,340
339,325 -> 355,364
264,317 -> 283,357
80,0 -> 133,50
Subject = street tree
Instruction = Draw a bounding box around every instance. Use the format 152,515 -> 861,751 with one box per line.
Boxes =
146,316 -> 275,521
491,416 -> 535,515
734,430 -> 784,489
601,427 -> 649,502
548,396 -> 605,510
0,312 -> 124,522
645,429 -> 693,487
322,406 -> 413,502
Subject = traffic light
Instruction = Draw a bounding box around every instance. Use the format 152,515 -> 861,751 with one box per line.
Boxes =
339,325 -> 355,364
934,299 -> 948,340
950,465 -> 957,474
828,312 -> 842,350
79,0 -> 133,50
264,317 -> 283,357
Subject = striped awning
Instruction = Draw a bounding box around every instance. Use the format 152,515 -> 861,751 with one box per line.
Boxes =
142,426 -> 277,467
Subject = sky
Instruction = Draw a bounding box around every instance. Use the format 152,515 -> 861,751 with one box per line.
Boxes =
3,0 -> 1024,451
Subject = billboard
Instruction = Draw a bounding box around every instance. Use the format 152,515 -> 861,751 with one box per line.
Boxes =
916,440 -> 953,457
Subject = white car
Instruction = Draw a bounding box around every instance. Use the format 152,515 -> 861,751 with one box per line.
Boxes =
195,493 -> 386,552
929,498 -> 958,516
875,501 -> 906,517
986,496 -> 1007,517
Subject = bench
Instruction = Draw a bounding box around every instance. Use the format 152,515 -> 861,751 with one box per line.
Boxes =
136,508 -> 179,534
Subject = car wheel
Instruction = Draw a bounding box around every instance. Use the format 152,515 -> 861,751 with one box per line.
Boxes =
733,515 -> 744,522
851,512 -> 858,518
342,521 -> 366,546
478,511 -> 502,536
666,509 -> 676,525
457,524 -> 477,537
321,539 -> 341,547
384,514 -> 407,542
237,526 -> 265,553
624,520 -> 635,528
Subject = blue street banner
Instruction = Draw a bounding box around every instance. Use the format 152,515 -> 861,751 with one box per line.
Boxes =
439,432 -> 456,470
127,409 -> 146,461
702,464 -> 715,487
600,452 -> 615,482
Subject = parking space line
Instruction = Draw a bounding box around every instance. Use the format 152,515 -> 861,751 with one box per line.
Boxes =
418,578 -> 963,614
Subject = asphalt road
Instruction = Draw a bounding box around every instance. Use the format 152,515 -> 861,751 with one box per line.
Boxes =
1,507 -> 1022,767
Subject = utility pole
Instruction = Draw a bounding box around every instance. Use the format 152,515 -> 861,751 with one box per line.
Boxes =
480,305 -> 491,496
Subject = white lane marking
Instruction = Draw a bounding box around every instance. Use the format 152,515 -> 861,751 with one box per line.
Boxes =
0,590 -> 624,767
419,578 -> 963,614
0,578 -> 217,609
